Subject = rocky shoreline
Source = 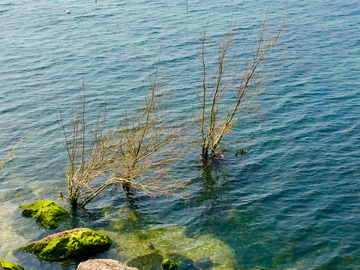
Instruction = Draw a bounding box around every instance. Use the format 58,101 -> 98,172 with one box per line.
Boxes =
0,200 -> 236,270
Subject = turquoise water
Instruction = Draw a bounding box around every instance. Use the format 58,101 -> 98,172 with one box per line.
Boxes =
1,0 -> 360,269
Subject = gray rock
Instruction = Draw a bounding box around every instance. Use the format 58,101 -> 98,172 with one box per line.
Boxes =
147,242 -> 155,250
178,259 -> 198,270
193,258 -> 214,269
127,253 -> 163,270
77,259 -> 139,270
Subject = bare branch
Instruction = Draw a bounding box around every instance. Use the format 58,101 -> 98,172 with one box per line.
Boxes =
59,70 -> 187,209
198,15 -> 286,161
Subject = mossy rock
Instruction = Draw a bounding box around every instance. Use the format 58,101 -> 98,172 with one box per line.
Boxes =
162,258 -> 177,270
19,200 -> 70,229
0,257 -> 24,270
21,228 -> 112,262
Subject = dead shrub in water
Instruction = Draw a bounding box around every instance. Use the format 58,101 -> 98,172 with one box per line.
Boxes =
198,15 -> 286,163
59,73 -> 185,210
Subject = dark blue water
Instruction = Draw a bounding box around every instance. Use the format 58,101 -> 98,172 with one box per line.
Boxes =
1,0 -> 360,269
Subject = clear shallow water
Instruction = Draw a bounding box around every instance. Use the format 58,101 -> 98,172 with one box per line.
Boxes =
1,0 -> 360,269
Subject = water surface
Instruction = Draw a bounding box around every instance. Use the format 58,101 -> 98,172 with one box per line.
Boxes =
1,0 -> 360,269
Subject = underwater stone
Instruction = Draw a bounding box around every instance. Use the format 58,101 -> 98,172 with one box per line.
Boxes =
77,259 -> 138,270
0,257 -> 23,270
193,258 -> 214,269
21,228 -> 111,261
19,200 -> 70,229
104,225 -> 237,270
177,259 -> 198,270
161,258 -> 177,270
127,253 -> 163,270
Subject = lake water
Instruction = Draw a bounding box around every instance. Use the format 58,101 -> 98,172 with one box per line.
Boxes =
1,0 -> 360,269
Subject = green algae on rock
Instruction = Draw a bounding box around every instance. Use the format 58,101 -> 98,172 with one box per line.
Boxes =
19,200 -> 70,229
161,258 -> 177,270
21,228 -> 112,261
0,257 -> 24,270
104,225 -> 237,270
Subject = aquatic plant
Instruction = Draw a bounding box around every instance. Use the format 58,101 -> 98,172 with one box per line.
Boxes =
59,70 -> 185,210
0,136 -> 24,170
198,15 -> 286,162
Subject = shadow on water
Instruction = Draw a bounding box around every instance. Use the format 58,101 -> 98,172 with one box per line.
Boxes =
100,188 -> 158,233
163,157 -> 360,270
183,163 -> 230,236
165,159 -> 276,268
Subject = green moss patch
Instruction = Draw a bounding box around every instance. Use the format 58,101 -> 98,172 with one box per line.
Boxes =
19,200 -> 70,229
21,228 -> 112,262
162,258 -> 177,270
0,257 -> 23,270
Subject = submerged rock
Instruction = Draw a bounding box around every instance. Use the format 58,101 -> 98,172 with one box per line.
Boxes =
104,225 -> 237,270
193,257 -> 214,269
0,257 -> 23,270
21,228 -> 111,261
147,242 -> 155,250
19,200 -> 70,229
0,202 -> 28,261
177,259 -> 198,270
127,253 -> 163,270
161,258 -> 177,270
77,259 -> 138,270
